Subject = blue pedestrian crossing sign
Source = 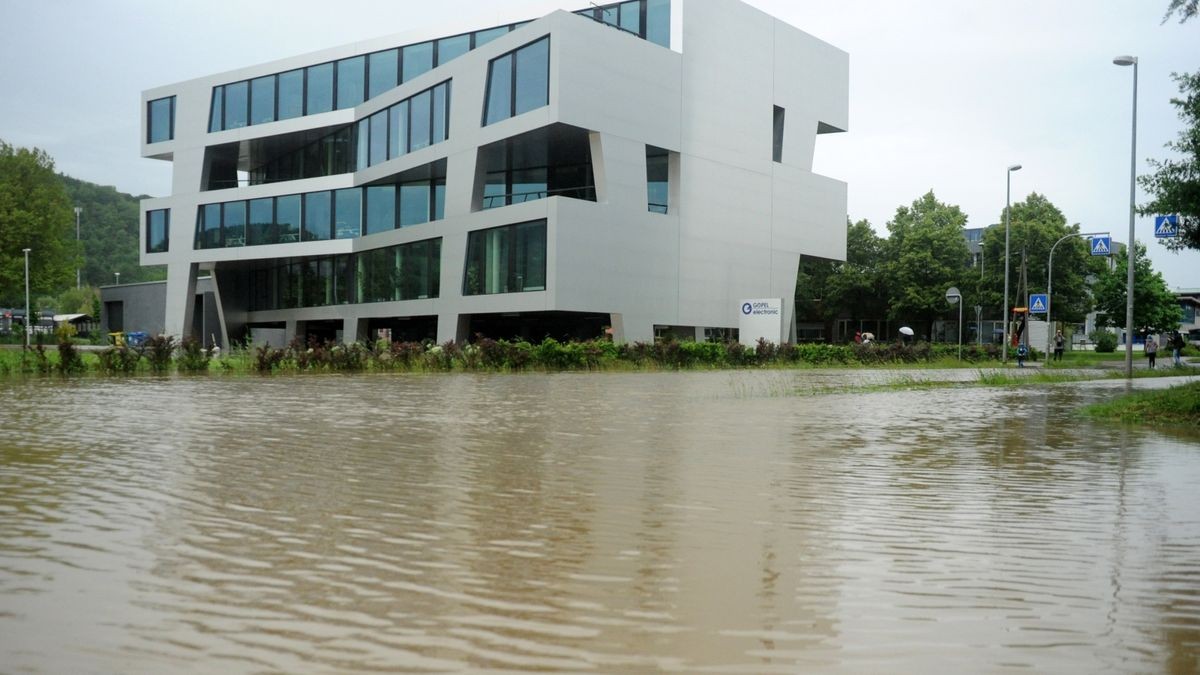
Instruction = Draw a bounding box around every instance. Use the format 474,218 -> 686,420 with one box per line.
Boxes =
1029,294 -> 1048,314
1155,214 -> 1179,238
1090,236 -> 1112,256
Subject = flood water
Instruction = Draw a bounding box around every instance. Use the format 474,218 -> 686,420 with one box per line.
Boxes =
1,370 -> 1199,673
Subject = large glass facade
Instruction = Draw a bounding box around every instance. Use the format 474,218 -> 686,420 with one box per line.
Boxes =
484,37 -> 549,125
574,0 -> 670,48
358,81 -> 451,169
147,96 -> 174,144
463,220 -> 547,296
250,125 -> 357,185
145,209 -> 169,253
478,125 -> 596,210
248,238 -> 441,311
195,163 -> 446,250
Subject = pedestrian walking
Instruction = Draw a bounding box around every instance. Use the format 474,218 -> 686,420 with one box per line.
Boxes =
1053,330 -> 1065,362
1171,330 -> 1185,367
1146,335 -> 1158,369
1016,343 -> 1028,368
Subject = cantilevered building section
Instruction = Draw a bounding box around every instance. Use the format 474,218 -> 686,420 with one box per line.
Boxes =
139,0 -> 848,346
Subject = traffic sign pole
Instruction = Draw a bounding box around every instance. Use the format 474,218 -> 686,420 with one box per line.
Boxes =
1046,232 -> 1110,357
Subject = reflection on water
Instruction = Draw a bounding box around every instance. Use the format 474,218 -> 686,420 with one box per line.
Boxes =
1,371 -> 1198,673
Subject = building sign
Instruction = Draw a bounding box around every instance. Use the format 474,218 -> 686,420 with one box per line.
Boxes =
739,298 -> 783,347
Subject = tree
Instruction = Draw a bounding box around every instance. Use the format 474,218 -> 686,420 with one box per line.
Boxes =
976,193 -> 1099,324
1139,70 -> 1200,250
823,218 -> 887,325
883,192 -> 972,336
60,175 -> 165,286
1092,242 -> 1183,333
1162,0 -> 1198,23
0,140 -> 76,308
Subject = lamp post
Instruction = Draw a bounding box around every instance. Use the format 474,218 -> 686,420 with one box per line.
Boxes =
946,286 -> 963,360
74,206 -> 82,289
22,248 -> 31,349
1046,232 -> 1109,356
1113,55 -> 1137,379
1002,164 -> 1022,363
114,272 -> 120,285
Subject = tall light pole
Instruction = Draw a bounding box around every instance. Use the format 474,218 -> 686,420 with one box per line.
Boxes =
74,206 -> 82,289
1002,164 -> 1022,363
1114,55 -> 1138,379
22,248 -> 31,349
1046,232 -> 1109,355
114,272 -> 120,285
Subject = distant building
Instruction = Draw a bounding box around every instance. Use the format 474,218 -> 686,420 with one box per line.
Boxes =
136,0 -> 849,346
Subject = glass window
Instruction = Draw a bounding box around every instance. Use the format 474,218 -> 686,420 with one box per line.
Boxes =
389,100 -> 408,159
369,111 -> 388,167
432,83 -> 448,144
248,198 -> 275,246
772,106 -> 785,163
224,80 -> 248,130
514,38 -> 549,116
146,209 -> 169,253
303,191 -> 331,241
434,181 -> 446,221
198,203 -> 221,249
306,62 -> 334,114
358,246 -> 398,303
356,119 -> 370,171
473,25 -> 509,47
483,171 -> 507,209
148,96 -> 174,143
463,220 -> 546,295
368,49 -> 398,99
276,195 -> 301,243
399,238 -> 440,300
619,1 -> 641,34
334,188 -> 361,239
484,54 -> 512,125
399,182 -> 431,227
365,185 -> 396,235
410,90 -> 431,151
209,87 -> 223,132
250,76 -> 276,125
437,34 -> 470,65
646,0 -> 670,47
278,69 -> 304,120
511,167 -> 547,204
646,145 -> 669,214
402,42 -> 433,82
336,56 -> 366,109
223,201 -> 247,247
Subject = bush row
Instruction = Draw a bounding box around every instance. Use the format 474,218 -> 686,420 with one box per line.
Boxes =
2,334 -> 1022,377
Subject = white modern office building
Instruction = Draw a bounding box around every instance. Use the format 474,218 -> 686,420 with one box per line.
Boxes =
139,0 -> 848,346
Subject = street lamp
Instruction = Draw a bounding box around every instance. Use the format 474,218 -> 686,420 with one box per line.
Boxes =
74,206 -> 82,289
1002,164 -> 1022,363
946,286 -> 963,360
1046,232 -> 1109,356
1114,55 -> 1137,379
22,248 -> 31,349
114,272 -> 120,285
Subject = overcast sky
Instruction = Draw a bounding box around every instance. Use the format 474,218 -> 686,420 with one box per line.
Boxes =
1,0 -> 1197,288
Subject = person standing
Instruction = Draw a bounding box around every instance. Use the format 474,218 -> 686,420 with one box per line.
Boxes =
1146,335 -> 1158,369
1053,330 -> 1065,362
1171,330 -> 1184,367
1016,343 -> 1028,368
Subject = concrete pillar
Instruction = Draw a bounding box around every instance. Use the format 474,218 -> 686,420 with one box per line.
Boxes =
610,313 -> 654,344
437,313 -> 470,344
285,320 -> 303,345
163,262 -> 198,340
343,317 -> 369,344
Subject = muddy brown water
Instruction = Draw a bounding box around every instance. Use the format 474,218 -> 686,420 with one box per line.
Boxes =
1,370 -> 1198,673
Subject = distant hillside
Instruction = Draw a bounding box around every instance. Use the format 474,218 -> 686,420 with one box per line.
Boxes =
59,175 -> 166,286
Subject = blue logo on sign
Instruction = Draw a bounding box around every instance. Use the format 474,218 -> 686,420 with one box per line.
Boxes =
1155,214 -> 1179,238
742,303 -> 753,315
1091,236 -> 1111,256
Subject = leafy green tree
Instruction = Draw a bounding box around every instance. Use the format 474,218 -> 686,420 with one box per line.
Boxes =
60,175 -> 165,286
883,192 -> 972,336
1162,0 -> 1198,23
1138,69 -> 1200,250
976,193 -> 1098,324
823,218 -> 887,325
0,141 -> 76,307
1092,242 -> 1183,333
